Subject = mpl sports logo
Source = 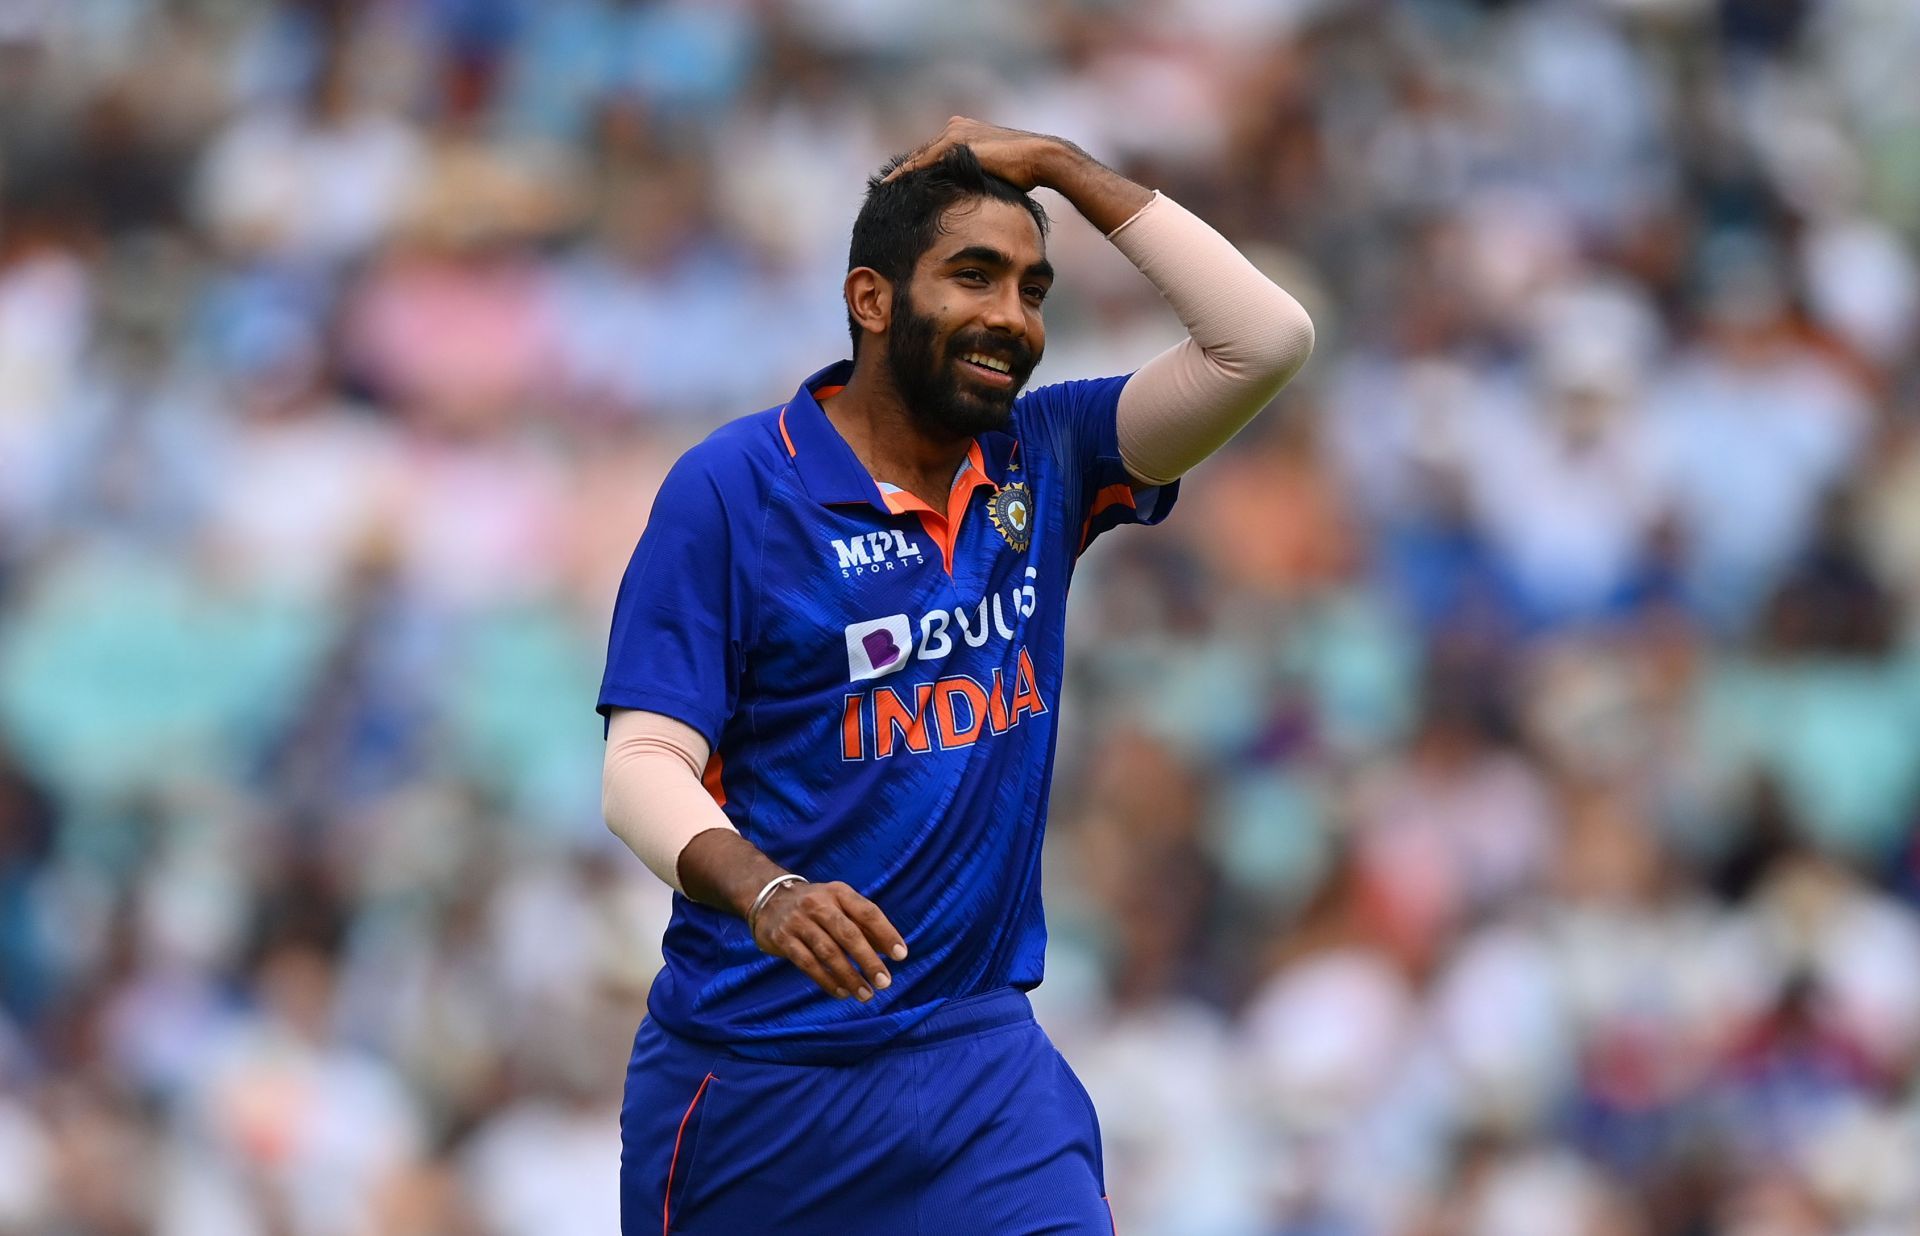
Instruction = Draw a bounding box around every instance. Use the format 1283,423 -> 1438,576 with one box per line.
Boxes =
832,529 -> 924,577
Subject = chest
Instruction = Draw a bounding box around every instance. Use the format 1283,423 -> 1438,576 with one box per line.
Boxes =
750,466 -> 1069,701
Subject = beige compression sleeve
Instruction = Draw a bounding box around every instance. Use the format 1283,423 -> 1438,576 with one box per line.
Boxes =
1109,192 -> 1316,487
602,708 -> 738,893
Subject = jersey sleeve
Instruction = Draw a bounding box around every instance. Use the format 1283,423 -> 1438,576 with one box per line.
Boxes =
596,443 -> 755,746
1014,372 -> 1180,554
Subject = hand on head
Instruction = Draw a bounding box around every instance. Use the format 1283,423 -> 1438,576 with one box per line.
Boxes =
885,117 -> 1068,191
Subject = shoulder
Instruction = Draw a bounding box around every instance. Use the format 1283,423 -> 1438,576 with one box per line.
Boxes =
1014,373 -> 1132,421
683,403 -> 789,471
1011,373 -> 1133,464
643,407 -> 797,559
663,403 -> 791,497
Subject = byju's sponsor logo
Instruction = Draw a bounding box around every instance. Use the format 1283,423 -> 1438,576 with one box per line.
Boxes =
844,614 -> 915,682
832,530 -> 924,576
840,568 -> 1039,682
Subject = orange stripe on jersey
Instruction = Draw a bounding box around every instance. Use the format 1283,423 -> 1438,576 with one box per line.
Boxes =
1079,483 -> 1138,551
663,1072 -> 715,1236
879,441 -> 995,574
782,386 -> 844,459
883,490 -> 934,516
1088,482 -> 1137,519
909,509 -> 944,564
701,752 -> 726,806
961,439 -> 989,482
877,491 -> 946,559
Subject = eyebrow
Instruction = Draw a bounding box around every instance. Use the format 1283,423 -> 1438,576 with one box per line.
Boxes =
943,245 -> 1055,284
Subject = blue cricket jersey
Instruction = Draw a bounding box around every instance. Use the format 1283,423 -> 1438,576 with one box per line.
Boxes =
597,359 -> 1177,1063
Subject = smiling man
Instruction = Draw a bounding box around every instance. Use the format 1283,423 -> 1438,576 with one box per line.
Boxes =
599,119 -> 1314,1235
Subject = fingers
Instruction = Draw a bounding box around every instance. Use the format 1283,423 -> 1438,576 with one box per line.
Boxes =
834,885 -> 909,964
884,142 -> 945,184
821,910 -> 891,994
883,116 -> 975,183
777,924 -> 846,999
794,919 -> 870,1001
756,881 -> 910,1002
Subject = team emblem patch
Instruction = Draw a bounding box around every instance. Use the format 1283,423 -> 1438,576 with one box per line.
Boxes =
988,482 -> 1034,551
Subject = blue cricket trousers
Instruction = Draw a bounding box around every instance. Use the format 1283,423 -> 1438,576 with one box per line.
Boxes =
620,987 -> 1115,1235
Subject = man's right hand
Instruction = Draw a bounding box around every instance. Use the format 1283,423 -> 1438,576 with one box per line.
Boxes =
752,879 -> 908,1002
677,828 -> 908,1002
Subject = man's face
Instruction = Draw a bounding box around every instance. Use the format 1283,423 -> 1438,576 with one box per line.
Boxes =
885,198 -> 1052,440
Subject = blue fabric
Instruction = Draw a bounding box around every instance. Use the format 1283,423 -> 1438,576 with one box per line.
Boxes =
597,360 -> 1176,1063
620,987 -> 1112,1235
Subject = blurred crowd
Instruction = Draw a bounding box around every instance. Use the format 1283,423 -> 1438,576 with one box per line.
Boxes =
4,0 -> 1920,1233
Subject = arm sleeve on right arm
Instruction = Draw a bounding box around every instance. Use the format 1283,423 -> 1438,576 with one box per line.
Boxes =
1110,192 -> 1316,486
602,708 -> 738,894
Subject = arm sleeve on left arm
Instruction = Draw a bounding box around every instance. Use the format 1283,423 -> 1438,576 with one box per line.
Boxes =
602,708 -> 737,894
1109,192 -> 1316,486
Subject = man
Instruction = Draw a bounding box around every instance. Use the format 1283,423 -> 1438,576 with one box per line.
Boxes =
599,118 -> 1313,1234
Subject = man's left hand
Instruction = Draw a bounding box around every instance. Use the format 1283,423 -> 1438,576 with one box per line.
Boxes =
883,117 -> 1152,236
883,117 -> 1075,191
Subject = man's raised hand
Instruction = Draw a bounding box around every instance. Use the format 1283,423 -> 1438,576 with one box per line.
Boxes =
883,116 -> 1076,191
883,117 -> 1153,236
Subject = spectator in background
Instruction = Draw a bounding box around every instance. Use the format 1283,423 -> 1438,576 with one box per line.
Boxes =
1461,279 -> 1667,630
1647,236 -> 1872,631
198,31 -> 423,270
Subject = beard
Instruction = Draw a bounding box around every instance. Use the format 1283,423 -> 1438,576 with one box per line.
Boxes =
885,287 -> 1038,441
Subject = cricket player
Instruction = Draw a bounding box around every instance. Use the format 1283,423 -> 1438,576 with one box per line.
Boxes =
599,119 -> 1314,1234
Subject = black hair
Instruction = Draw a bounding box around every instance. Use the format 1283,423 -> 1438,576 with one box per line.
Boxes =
846,145 -> 1050,354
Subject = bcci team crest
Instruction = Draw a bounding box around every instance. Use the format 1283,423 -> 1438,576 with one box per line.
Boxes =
988,481 -> 1034,551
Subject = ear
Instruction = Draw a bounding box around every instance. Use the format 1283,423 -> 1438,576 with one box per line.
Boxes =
844,267 -> 893,346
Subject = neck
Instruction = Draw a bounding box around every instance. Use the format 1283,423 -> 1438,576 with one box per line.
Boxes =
821,351 -> 971,506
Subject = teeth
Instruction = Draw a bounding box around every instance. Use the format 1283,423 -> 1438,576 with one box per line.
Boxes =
964,353 -> 1011,374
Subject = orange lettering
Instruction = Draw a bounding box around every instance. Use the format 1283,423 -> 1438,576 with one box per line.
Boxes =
987,667 -> 1013,733
1012,648 -> 1048,721
874,683 -> 934,758
934,676 -> 990,748
840,695 -> 864,761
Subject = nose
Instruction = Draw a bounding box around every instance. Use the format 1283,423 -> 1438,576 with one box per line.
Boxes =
981,279 -> 1026,338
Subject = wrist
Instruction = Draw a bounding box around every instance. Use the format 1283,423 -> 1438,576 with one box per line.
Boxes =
747,873 -> 808,935
1034,144 -> 1153,236
677,828 -> 788,918
1031,137 -> 1091,191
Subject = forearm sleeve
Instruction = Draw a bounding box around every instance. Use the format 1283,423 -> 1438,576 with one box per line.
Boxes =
1109,192 -> 1316,486
601,708 -> 739,894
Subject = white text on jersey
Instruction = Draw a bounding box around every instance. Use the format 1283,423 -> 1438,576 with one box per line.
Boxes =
832,529 -> 925,577
842,568 -> 1039,682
